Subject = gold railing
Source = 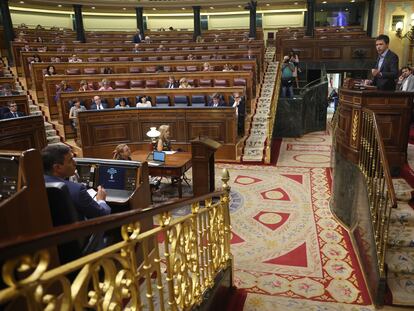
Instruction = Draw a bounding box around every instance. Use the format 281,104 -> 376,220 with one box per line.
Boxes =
358,109 -> 397,276
0,170 -> 233,311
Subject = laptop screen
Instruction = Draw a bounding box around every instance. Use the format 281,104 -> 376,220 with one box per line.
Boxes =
153,151 -> 166,162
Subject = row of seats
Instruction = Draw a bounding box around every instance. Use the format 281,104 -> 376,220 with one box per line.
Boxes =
61,78 -> 247,89
60,64 -> 253,75
52,45 -> 252,53
70,95 -> 232,107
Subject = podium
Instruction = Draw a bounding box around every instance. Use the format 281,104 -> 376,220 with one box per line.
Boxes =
336,88 -> 413,174
191,137 -> 222,197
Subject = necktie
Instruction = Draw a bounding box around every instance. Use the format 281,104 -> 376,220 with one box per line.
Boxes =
97,105 -> 101,110
14,112 -> 17,118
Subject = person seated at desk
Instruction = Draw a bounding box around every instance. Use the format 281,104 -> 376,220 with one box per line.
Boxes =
42,144 -> 111,219
157,124 -> 172,152
2,101 -> 25,119
208,93 -> 226,107
112,144 -> 132,160
79,80 -> 94,92
69,98 -> 86,131
98,79 -> 113,91
115,98 -> 130,109
136,96 -> 152,108
90,95 -> 108,110
164,76 -> 178,89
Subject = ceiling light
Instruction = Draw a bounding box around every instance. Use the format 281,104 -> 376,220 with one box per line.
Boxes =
122,8 -> 126,10
238,5 -> 242,7
322,1 -> 327,3
91,6 -> 95,9
266,3 -> 270,6
210,6 -> 214,9
345,8 -> 349,11
320,9 -> 324,11
19,0 -> 24,3
294,2 -> 298,4
350,0 -> 355,2
57,4 -> 62,7
152,8 -> 156,10
182,7 -> 186,10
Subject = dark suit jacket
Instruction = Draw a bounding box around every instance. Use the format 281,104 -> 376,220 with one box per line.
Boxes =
164,81 -> 179,88
373,50 -> 399,91
44,175 -> 111,219
90,102 -> 108,110
132,34 -> 142,43
3,111 -> 25,119
207,100 -> 226,107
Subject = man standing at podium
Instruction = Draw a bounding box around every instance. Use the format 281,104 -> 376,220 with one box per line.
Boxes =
371,34 -> 399,91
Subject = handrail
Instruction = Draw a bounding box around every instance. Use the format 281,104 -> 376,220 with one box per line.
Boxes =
358,109 -> 397,276
0,171 -> 232,310
0,190 -> 224,260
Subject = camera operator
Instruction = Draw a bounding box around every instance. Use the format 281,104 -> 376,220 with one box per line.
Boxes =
281,56 -> 295,98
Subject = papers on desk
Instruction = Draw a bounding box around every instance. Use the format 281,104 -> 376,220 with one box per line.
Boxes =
164,151 -> 177,155
87,188 -> 97,201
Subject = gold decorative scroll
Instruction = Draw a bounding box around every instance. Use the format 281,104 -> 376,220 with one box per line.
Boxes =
351,109 -> 359,147
0,170 -> 233,311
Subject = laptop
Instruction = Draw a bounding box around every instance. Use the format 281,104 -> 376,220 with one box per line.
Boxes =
147,151 -> 166,166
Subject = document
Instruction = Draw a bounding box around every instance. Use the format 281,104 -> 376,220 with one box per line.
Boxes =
87,188 -> 97,200
164,151 -> 177,155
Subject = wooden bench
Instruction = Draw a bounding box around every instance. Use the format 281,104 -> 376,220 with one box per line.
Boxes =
31,59 -> 259,100
0,95 -> 30,117
12,40 -> 264,70
59,87 -> 245,141
43,71 -> 254,119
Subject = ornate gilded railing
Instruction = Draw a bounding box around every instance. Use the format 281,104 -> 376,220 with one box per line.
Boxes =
0,170 -> 233,311
358,109 -> 397,276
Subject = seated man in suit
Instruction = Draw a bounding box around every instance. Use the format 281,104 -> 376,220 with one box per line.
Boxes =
42,143 -> 111,219
371,34 -> 399,91
207,93 -> 226,107
397,66 -> 414,91
164,76 -> 178,88
2,102 -> 25,119
90,95 -> 108,110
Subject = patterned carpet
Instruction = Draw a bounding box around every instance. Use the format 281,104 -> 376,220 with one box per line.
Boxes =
216,129 -> 377,310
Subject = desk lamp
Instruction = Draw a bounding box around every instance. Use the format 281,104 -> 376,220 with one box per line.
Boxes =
146,127 -> 160,151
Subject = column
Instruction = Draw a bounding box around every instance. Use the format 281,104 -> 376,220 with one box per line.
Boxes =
305,0 -> 315,37
0,0 -> 15,64
366,0 -> 375,37
193,6 -> 201,41
73,4 -> 86,43
248,2 -> 257,39
135,7 -> 145,38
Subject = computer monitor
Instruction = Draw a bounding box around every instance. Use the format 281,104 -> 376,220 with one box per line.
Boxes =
97,165 -> 126,190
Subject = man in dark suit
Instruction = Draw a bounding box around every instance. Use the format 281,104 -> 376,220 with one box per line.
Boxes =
164,76 -> 179,88
132,29 -> 143,43
371,34 -> 399,91
3,102 -> 25,119
232,93 -> 246,136
207,93 -> 226,107
42,144 -> 111,219
90,95 -> 108,110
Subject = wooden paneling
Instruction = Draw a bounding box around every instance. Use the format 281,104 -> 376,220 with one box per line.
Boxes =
77,105 -> 239,161
0,115 -> 47,151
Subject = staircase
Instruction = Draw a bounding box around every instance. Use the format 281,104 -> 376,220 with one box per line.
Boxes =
386,173 -> 414,306
2,57 -> 61,145
242,47 -> 279,162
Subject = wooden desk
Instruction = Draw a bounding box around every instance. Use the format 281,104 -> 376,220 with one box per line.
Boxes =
131,150 -> 192,198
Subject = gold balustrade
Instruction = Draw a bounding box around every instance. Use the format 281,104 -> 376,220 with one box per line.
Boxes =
0,169 -> 233,311
358,109 -> 397,276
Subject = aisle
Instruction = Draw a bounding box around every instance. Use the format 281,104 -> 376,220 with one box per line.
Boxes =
215,130 -> 406,310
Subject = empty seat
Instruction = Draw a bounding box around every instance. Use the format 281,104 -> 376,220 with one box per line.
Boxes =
115,81 -> 130,89
186,66 -> 197,72
100,49 -> 111,52
113,48 -> 124,52
163,66 -> 171,72
145,48 -> 156,52
74,48 -> 85,52
129,67 -> 142,73
233,78 -> 247,86
145,66 -> 157,73
194,46 -> 204,50
169,47 -> 178,51
66,68 -> 81,75
133,57 -> 144,61
214,79 -> 228,87
118,57 -> 130,61
191,95 -> 206,107
219,45 -> 228,49
162,56 -> 172,60
241,64 -> 253,71
102,57 -> 114,62
87,48 -> 98,52
176,66 -> 186,72
199,79 -> 212,87
148,56 -> 159,61
201,55 -> 211,60
174,56 -> 185,60
207,46 -> 218,50
238,44 -> 248,49
155,96 -> 170,107
181,47 -> 191,50
226,55 -> 237,59
174,95 -> 189,107
130,80 -> 144,88
88,57 -> 100,62
84,68 -> 97,74
146,80 -> 158,88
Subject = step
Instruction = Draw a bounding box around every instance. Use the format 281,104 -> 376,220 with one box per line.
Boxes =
388,225 -> 414,248
29,105 -> 39,112
392,178 -> 414,202
47,135 -> 61,144
386,248 -> 414,274
391,202 -> 414,226
386,272 -> 414,306
46,129 -> 57,137
44,122 -> 54,130
30,110 -> 43,116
